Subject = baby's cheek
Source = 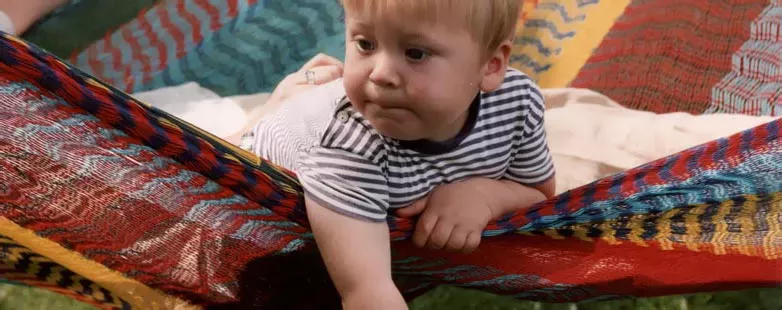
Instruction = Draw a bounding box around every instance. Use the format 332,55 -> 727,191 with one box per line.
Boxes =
412,87 -> 451,114
406,83 -> 438,109
342,71 -> 364,100
405,78 -> 429,97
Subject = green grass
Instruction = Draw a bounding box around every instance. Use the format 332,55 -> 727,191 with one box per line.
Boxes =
0,283 -> 97,310
2,283 -> 781,309
410,286 -> 782,310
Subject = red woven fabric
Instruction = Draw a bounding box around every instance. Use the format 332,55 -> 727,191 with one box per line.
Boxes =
570,0 -> 769,114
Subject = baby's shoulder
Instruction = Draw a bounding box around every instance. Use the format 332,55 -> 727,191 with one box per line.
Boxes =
319,103 -> 390,161
264,79 -> 347,135
499,68 -> 543,99
279,79 -> 346,120
480,68 -> 545,113
502,67 -> 536,84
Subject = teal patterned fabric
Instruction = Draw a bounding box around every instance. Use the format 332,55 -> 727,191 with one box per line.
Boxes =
68,0 -> 346,96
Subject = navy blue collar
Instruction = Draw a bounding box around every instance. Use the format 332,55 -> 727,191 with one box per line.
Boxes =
396,93 -> 481,155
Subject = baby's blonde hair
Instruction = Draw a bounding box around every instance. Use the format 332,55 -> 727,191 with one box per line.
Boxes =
340,0 -> 521,55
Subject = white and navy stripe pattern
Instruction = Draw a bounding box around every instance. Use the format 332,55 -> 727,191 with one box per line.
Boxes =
249,68 -> 554,222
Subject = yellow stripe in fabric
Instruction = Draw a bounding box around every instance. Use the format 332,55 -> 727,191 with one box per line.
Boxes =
543,229 -> 566,239
46,266 -> 65,290
570,225 -> 594,242
6,244 -> 27,261
763,194 -> 781,259
736,195 -> 759,257
86,78 -> 111,92
712,199 -> 733,256
0,218 -> 201,310
3,33 -> 29,48
515,195 -> 780,260
682,204 -> 707,252
654,207 -> 677,251
511,0 -> 631,88
27,255 -> 44,278
0,236 -> 124,309
626,214 -> 649,247
598,219 -> 621,245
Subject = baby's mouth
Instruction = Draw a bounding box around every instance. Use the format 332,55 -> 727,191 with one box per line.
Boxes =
367,100 -> 405,110
365,101 -> 408,117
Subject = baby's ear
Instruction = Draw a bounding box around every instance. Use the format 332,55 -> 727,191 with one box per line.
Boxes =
480,40 -> 512,92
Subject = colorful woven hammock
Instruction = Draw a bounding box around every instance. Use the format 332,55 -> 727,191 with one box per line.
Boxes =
2,0 -> 781,309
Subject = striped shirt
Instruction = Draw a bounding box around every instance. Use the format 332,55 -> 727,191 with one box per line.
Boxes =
247,68 -> 554,222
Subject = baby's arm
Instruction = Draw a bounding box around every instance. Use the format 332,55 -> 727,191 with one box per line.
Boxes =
471,177 -> 555,218
395,176 -> 553,253
396,77 -> 555,252
298,148 -> 406,309
306,197 -> 406,309
491,76 -> 556,215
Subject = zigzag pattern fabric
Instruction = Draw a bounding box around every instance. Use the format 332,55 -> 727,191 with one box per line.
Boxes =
69,0 -> 347,97
570,0 -> 779,116
1,26 -> 781,310
0,235 -> 130,309
64,0 -> 624,96
510,0 -> 630,88
707,3 -> 782,115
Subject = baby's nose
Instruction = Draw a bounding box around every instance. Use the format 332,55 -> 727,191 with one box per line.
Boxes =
368,55 -> 401,88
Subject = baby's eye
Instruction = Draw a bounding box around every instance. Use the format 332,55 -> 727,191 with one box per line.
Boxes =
405,48 -> 429,61
356,39 -> 375,52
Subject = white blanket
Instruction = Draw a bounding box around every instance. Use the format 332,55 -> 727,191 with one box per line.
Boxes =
134,85 -> 779,194
542,88 -> 777,193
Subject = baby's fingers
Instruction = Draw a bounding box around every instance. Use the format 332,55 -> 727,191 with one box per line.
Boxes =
396,196 -> 428,218
425,221 -> 454,250
413,213 -> 437,248
462,231 -> 482,254
444,228 -> 468,253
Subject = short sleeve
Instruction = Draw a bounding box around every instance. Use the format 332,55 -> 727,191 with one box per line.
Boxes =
297,146 -> 390,222
504,84 -> 555,185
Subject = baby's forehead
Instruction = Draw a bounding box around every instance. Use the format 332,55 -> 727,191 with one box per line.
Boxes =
345,14 -> 460,31
341,0 -> 519,52
342,1 -> 476,26
344,14 -> 477,48
343,8 -> 472,35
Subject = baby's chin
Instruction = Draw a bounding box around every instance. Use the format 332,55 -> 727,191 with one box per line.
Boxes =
370,119 -> 426,141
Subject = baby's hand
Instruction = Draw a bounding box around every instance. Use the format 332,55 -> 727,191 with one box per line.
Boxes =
395,180 -> 494,253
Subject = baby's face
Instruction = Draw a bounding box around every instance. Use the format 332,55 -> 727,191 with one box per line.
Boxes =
342,9 -> 488,142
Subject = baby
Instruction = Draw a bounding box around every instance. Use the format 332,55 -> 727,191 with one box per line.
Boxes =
242,0 -> 556,308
